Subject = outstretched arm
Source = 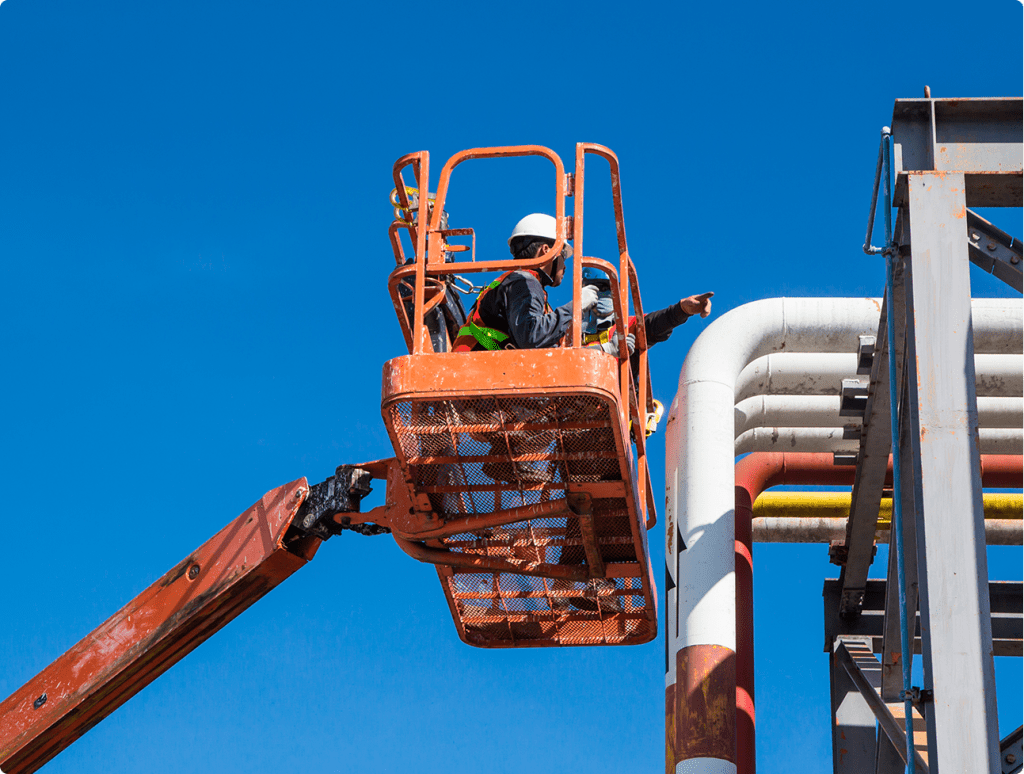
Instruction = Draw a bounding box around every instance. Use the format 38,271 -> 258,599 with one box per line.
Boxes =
680,291 -> 713,318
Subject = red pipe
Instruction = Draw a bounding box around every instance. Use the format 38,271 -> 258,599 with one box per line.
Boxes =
731,452 -> 1021,774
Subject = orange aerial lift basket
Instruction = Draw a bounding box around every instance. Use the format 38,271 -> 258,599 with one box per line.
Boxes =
374,144 -> 658,648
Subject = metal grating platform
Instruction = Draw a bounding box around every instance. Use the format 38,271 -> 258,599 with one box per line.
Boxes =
382,385 -> 655,648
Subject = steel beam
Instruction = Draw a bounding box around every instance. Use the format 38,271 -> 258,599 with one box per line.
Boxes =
967,209 -> 1024,292
892,97 -> 1023,207
823,580 -> 1023,658
830,636 -> 878,774
1003,726 -> 1023,774
904,170 -> 1001,772
838,280 -> 903,616
833,637 -> 930,772
880,371 -> 921,702
876,732 -> 905,774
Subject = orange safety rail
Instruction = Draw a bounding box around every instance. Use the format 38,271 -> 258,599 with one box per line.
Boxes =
381,145 -> 658,648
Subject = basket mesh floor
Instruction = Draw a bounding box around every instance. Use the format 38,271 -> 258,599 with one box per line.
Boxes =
385,393 -> 654,647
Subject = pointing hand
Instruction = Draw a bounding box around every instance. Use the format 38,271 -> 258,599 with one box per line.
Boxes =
680,292 -> 714,318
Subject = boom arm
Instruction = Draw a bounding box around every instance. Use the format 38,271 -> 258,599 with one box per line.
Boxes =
0,477 -> 331,774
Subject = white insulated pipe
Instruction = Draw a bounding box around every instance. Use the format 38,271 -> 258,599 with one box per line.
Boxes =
733,426 -> 1023,455
751,517 -> 1022,545
734,352 -> 1022,402
664,296 -> 1022,774
733,395 -> 1023,436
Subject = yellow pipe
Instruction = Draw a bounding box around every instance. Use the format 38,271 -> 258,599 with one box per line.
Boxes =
752,492 -> 1023,527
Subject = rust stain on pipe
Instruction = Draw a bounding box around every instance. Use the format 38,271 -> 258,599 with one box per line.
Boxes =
673,645 -> 737,763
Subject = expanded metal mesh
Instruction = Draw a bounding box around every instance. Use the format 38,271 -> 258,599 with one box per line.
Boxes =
446,571 -> 652,646
385,393 -> 654,647
386,395 -> 620,516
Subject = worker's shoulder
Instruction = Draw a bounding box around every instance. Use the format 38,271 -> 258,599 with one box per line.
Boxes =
504,269 -> 543,288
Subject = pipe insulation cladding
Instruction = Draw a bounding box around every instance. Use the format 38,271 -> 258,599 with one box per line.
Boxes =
734,352 -> 1022,402
663,297 -> 1022,774
733,395 -> 1023,436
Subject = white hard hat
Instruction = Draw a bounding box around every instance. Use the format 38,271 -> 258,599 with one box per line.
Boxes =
507,213 -> 557,246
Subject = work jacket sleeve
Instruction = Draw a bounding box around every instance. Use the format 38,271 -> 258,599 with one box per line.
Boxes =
503,271 -> 572,349
643,302 -> 690,346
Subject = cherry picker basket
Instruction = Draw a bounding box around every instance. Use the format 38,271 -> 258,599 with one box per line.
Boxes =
380,144 -> 658,648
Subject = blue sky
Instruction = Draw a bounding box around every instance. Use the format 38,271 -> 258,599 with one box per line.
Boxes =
1,1 -> 1020,772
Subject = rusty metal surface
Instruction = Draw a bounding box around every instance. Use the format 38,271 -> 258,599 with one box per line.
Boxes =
379,349 -> 654,647
0,480 -> 315,774
891,97 -> 1023,207
381,145 -> 657,648
671,644 -> 737,764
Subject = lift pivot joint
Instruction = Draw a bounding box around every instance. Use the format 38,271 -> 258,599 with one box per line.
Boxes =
295,465 -> 386,540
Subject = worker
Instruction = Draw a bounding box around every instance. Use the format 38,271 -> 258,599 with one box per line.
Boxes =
452,213 -> 598,352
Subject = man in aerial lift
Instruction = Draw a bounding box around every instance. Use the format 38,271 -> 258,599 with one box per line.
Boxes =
451,213 -> 599,352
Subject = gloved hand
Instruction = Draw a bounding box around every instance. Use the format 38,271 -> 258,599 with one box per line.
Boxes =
580,284 -> 599,312
600,331 -> 636,357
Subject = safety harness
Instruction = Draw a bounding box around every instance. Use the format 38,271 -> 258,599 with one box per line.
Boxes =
453,270 -> 545,352
583,315 -> 638,348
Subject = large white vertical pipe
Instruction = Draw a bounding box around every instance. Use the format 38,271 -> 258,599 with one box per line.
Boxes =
664,297 -> 880,774
663,296 -> 1022,774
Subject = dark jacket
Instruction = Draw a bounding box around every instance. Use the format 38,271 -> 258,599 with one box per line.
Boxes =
476,270 -> 572,349
643,302 -> 691,345
629,302 -> 690,374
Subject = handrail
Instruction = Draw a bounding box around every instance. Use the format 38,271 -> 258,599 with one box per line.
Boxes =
428,146 -> 568,276
392,152 -> 427,246
388,221 -> 411,266
387,264 -> 447,352
411,153 -> 430,354
863,127 -> 894,255
865,122 -> 913,774
580,144 -> 629,257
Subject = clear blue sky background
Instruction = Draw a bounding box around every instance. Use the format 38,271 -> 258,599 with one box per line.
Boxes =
1,1 -> 1020,772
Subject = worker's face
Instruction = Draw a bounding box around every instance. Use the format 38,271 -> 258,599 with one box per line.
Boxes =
546,243 -> 571,286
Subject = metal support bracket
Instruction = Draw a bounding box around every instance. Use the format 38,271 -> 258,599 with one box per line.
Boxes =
857,335 -> 876,374
839,378 -> 870,417
966,209 -> 1023,292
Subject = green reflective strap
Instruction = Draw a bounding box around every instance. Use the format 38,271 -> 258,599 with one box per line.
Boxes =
457,274 -> 513,351
456,319 -> 509,351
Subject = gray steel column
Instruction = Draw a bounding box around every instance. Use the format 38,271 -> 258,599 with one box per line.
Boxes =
904,170 -> 1000,772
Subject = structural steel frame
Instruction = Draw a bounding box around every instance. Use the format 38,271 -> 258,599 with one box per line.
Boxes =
826,96 -> 1023,774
